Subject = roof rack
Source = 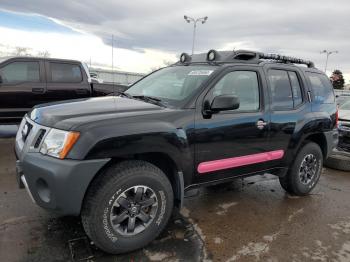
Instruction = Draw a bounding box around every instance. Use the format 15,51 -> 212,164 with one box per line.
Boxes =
258,53 -> 315,68
178,49 -> 315,68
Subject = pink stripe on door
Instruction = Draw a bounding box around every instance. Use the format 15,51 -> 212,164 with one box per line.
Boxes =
197,150 -> 284,174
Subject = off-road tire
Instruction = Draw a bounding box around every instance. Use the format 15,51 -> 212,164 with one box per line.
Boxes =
81,160 -> 174,254
279,142 -> 323,196
324,153 -> 350,171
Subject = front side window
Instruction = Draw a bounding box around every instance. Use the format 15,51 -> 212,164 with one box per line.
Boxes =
0,61 -> 40,83
50,63 -> 82,83
306,72 -> 335,104
126,66 -> 217,105
210,71 -> 260,111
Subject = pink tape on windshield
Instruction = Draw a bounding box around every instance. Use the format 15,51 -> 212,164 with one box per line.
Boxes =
197,150 -> 284,174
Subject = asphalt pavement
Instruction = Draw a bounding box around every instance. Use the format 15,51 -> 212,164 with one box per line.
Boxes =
1,137 -> 349,262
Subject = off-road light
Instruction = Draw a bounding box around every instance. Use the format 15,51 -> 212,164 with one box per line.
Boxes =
207,50 -> 218,61
180,53 -> 191,63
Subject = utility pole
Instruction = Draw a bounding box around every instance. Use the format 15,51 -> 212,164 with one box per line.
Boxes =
320,50 -> 338,73
184,15 -> 208,55
112,34 -> 114,84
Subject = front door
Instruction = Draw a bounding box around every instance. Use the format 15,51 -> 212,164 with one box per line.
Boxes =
194,66 -> 275,183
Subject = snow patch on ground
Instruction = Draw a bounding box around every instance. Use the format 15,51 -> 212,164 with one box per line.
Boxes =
216,202 -> 237,215
180,207 -> 190,218
227,241 -> 270,261
214,237 -> 223,244
144,250 -> 175,261
328,218 -> 350,234
287,208 -> 304,222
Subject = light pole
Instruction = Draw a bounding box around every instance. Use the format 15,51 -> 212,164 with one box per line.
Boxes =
184,15 -> 208,55
320,50 -> 338,73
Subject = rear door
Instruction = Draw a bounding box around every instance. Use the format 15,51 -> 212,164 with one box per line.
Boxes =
0,59 -> 45,120
263,65 -> 310,169
45,61 -> 91,103
193,66 -> 273,183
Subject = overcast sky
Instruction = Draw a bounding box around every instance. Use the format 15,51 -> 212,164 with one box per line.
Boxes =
0,0 -> 349,80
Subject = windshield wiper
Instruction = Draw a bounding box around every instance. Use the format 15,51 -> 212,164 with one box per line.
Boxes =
132,95 -> 166,107
116,92 -> 134,99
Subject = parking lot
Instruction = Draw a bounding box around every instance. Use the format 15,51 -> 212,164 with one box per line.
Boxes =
0,135 -> 349,262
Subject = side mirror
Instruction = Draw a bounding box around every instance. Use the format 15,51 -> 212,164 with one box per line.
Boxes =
210,95 -> 240,112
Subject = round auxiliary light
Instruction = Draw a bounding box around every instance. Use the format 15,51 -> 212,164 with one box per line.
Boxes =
207,49 -> 218,61
180,53 -> 191,63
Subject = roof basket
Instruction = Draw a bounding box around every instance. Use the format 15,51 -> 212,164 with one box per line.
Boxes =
258,53 -> 315,68
177,49 -> 315,68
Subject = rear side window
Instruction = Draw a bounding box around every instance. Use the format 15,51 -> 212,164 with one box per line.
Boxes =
306,72 -> 335,103
268,70 -> 304,110
50,63 -> 82,83
211,71 -> 260,111
268,70 -> 293,110
0,61 -> 40,83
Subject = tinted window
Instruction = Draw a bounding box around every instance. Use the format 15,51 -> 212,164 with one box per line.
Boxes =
288,71 -> 303,107
0,61 -> 40,83
307,73 -> 335,103
50,63 -> 82,82
212,71 -> 260,111
268,70 -> 293,110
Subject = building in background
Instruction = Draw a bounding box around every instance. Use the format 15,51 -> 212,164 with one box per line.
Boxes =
89,67 -> 144,85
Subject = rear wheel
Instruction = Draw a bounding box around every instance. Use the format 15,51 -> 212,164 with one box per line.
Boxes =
279,142 -> 323,196
81,160 -> 174,254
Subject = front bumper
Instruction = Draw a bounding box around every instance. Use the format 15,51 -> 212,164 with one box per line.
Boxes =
15,116 -> 110,216
338,126 -> 350,152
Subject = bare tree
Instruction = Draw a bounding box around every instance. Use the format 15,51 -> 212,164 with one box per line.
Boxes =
37,50 -> 51,58
13,47 -> 31,56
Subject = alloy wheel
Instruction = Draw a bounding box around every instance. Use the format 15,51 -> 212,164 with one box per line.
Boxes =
109,185 -> 158,236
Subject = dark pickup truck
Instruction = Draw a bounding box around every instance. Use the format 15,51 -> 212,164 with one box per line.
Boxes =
0,57 -> 127,123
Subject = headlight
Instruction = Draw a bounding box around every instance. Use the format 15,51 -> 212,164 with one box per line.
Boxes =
40,129 -> 80,159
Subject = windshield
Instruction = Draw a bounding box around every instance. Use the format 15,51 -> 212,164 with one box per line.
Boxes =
126,66 -> 217,106
340,101 -> 350,110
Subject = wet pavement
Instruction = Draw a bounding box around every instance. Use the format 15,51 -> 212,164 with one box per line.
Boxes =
1,137 -> 350,261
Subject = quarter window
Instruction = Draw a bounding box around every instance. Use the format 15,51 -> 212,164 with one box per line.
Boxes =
288,71 -> 303,107
0,61 -> 40,83
211,71 -> 260,111
306,72 -> 335,104
50,63 -> 82,83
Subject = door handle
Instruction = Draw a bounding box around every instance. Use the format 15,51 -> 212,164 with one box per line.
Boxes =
256,120 -> 267,130
32,88 -> 45,94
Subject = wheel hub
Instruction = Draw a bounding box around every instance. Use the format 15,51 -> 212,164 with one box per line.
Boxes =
109,185 -> 158,236
299,153 -> 318,185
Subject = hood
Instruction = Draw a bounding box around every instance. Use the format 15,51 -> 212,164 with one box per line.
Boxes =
29,96 -> 162,129
339,109 -> 350,121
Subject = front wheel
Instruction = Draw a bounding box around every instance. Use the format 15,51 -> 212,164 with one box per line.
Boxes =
81,160 -> 174,254
279,142 -> 323,196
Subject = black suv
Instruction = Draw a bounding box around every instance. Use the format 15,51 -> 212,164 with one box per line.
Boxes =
15,50 -> 338,254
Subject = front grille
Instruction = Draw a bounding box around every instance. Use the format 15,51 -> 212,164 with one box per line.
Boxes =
34,129 -> 46,148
